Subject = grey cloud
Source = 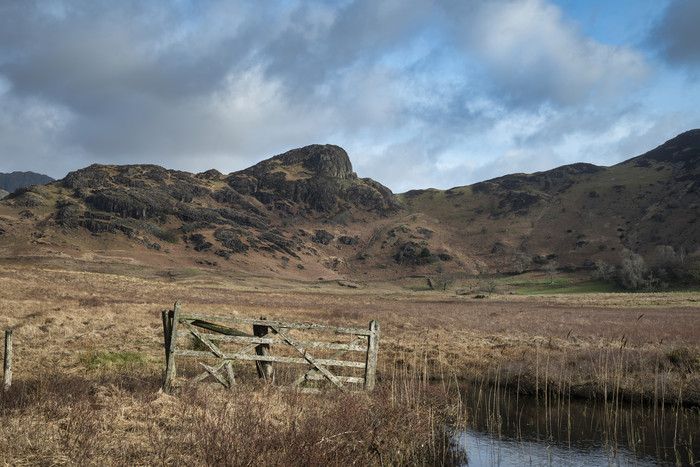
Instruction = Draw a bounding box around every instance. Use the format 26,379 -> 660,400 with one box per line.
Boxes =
0,0 -> 695,194
649,0 -> 700,70
0,0 -> 443,177
260,0 -> 434,101
445,0 -> 649,108
0,2 -> 251,107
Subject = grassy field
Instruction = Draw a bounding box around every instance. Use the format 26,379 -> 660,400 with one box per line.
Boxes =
1,263 -> 698,464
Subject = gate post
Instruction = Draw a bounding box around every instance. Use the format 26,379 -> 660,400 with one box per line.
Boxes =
364,320 -> 379,392
3,329 -> 12,393
254,317 -> 274,381
161,309 -> 172,367
163,301 -> 181,392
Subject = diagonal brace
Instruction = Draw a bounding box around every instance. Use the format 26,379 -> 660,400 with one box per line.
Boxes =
181,320 -> 225,358
292,337 -> 362,387
198,361 -> 230,388
272,326 -> 347,393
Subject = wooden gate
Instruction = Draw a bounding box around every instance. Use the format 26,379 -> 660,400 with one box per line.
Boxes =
162,302 -> 379,393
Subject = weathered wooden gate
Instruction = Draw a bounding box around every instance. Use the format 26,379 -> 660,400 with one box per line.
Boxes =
162,302 -> 379,393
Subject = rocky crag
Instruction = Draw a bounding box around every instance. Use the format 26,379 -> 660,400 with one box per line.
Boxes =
1,132 -> 699,283
0,145 -> 401,279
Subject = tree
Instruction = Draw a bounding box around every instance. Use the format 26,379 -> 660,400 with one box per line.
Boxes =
511,251 -> 532,274
653,245 -> 680,281
619,250 -> 648,290
592,260 -> 615,281
683,250 -> 700,284
654,245 -> 677,267
543,260 -> 558,284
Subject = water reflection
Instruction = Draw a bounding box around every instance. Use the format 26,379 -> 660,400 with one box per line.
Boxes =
456,383 -> 699,466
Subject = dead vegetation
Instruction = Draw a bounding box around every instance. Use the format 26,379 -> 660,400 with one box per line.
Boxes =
0,264 -> 699,463
0,370 -> 462,465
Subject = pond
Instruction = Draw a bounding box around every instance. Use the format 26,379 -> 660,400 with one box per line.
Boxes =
455,383 -> 699,466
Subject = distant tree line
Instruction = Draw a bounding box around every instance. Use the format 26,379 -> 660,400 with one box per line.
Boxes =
594,246 -> 700,291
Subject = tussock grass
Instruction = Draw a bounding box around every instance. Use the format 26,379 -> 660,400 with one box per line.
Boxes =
0,369 -> 464,465
0,264 -> 698,463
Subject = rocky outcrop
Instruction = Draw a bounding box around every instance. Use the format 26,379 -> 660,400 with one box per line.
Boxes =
395,241 -> 436,265
312,230 -> 335,245
226,144 -> 400,214
214,228 -> 249,253
86,188 -> 171,220
6,185 -> 50,207
2,144 -> 408,269
473,162 -> 604,195
242,144 -> 355,180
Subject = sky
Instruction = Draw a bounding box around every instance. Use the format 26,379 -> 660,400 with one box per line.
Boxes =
1,0 -> 699,192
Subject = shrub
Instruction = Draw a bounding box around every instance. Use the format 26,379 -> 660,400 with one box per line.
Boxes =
669,347 -> 699,373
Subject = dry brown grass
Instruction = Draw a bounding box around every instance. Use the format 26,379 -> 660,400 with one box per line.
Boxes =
0,263 -> 698,464
0,370 -> 461,466
0,265 -> 470,465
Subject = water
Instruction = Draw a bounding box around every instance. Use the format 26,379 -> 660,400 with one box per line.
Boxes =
455,383 -> 699,466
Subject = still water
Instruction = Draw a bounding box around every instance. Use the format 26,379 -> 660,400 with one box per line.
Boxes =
455,383 -> 699,466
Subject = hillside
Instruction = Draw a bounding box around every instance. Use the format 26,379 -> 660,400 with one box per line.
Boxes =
0,145 -> 401,280
401,129 -> 700,278
0,132 -> 698,284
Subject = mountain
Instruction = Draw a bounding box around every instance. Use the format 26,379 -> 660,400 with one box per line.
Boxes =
0,133 -> 698,283
0,171 -> 54,193
400,129 -> 700,275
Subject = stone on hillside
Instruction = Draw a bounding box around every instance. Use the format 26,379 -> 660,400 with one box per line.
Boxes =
395,241 -> 435,265
312,230 -> 335,245
214,228 -> 249,253
338,235 -> 358,245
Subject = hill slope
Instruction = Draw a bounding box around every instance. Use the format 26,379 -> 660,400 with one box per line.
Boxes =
0,145 -> 400,280
400,129 -> 700,276
0,132 -> 698,283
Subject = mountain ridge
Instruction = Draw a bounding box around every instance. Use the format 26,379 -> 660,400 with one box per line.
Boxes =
0,171 -> 54,195
1,131 -> 698,284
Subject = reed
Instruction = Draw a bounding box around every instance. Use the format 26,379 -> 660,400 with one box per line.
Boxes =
0,264 -> 698,464
455,343 -> 699,466
0,366 -> 467,465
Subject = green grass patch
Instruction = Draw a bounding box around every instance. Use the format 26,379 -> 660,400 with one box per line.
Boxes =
404,283 -> 433,292
178,268 -> 208,277
511,279 -> 622,295
79,350 -> 147,370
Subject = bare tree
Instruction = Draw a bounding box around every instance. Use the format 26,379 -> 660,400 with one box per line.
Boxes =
543,260 -> 558,284
683,249 -> 700,284
511,251 -> 532,274
619,250 -> 648,290
592,259 -> 615,281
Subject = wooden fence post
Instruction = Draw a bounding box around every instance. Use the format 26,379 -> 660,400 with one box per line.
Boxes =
163,302 -> 181,392
161,309 -> 172,368
254,317 -> 274,381
3,329 -> 12,393
364,320 -> 379,392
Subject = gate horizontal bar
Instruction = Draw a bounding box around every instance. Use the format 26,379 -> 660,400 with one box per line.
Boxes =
172,349 -> 366,368
175,332 -> 366,351
178,313 -> 375,336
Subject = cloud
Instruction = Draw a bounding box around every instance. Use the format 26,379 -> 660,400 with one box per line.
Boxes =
0,0 -> 695,194
648,0 -> 700,71
448,0 -> 650,107
0,0 -> 440,177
